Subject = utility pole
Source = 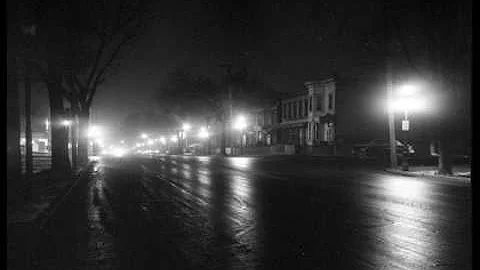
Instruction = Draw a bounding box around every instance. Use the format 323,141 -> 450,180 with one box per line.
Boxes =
228,85 -> 233,150
385,1 -> 397,168
23,24 -> 36,199
24,57 -> 33,179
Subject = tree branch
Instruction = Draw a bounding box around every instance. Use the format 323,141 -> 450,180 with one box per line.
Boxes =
86,37 -> 107,89
86,33 -> 136,108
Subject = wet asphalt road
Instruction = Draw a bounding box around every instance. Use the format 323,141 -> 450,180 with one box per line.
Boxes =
21,155 -> 471,269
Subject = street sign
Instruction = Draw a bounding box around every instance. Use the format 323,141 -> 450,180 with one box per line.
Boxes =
402,120 -> 410,131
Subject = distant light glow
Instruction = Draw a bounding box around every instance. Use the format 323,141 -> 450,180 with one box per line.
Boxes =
61,120 -> 72,126
95,139 -> 104,147
160,137 -> 166,144
88,126 -> 102,138
182,123 -> 191,131
396,84 -> 417,97
147,139 -> 154,145
141,133 -> 148,139
112,147 -> 126,157
170,135 -> 178,143
198,127 -> 209,139
120,140 -> 125,144
234,115 -> 247,130
387,97 -> 428,113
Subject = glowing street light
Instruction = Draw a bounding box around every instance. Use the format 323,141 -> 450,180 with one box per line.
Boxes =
61,120 -> 72,126
140,133 -> 149,139
147,139 -> 154,145
160,136 -> 166,144
198,127 -> 209,139
120,140 -> 125,144
87,126 -> 103,138
170,135 -> 178,143
95,138 -> 104,147
45,118 -> 50,131
233,115 -> 247,130
386,82 -> 427,171
182,123 -> 191,131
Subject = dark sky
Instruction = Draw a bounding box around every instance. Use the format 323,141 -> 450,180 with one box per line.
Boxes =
93,0 -> 387,134
22,0 -> 470,143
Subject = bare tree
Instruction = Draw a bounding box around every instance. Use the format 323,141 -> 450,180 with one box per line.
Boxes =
418,2 -> 471,175
55,0 -> 160,165
156,67 -> 278,155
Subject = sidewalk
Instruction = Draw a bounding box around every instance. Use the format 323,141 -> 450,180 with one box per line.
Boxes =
7,167 -> 86,229
385,164 -> 471,184
7,167 -> 89,269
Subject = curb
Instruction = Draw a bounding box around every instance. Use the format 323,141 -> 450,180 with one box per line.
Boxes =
385,168 -> 471,184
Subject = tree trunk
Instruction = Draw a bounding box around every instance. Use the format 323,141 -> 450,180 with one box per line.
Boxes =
7,53 -> 21,189
438,137 -> 453,175
47,64 -> 71,180
221,115 -> 227,156
77,109 -> 90,165
71,115 -> 78,170
25,59 -> 33,179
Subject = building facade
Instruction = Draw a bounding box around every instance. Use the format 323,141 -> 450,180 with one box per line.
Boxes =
249,78 -> 336,152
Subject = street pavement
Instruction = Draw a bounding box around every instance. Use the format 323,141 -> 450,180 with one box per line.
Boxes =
11,155 -> 472,270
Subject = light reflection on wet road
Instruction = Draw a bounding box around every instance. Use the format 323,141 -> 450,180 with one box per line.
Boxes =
32,155 -> 471,270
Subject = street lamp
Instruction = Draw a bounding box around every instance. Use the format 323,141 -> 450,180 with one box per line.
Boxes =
140,133 -> 148,139
387,83 -> 428,171
61,120 -> 72,126
234,115 -> 247,155
198,127 -> 209,139
87,126 -> 103,156
87,126 -> 103,138
182,123 -> 191,131
198,127 -> 210,155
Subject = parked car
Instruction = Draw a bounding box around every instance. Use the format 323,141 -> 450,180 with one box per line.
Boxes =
352,139 -> 415,160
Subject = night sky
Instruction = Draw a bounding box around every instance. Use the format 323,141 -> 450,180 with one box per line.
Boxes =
92,0 -> 386,135
22,0 -> 470,144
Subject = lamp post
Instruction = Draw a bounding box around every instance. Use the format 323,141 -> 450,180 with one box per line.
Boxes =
182,123 -> 191,152
198,126 -> 209,155
234,115 -> 247,156
386,67 -> 397,169
388,83 -> 427,171
61,117 -> 72,166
